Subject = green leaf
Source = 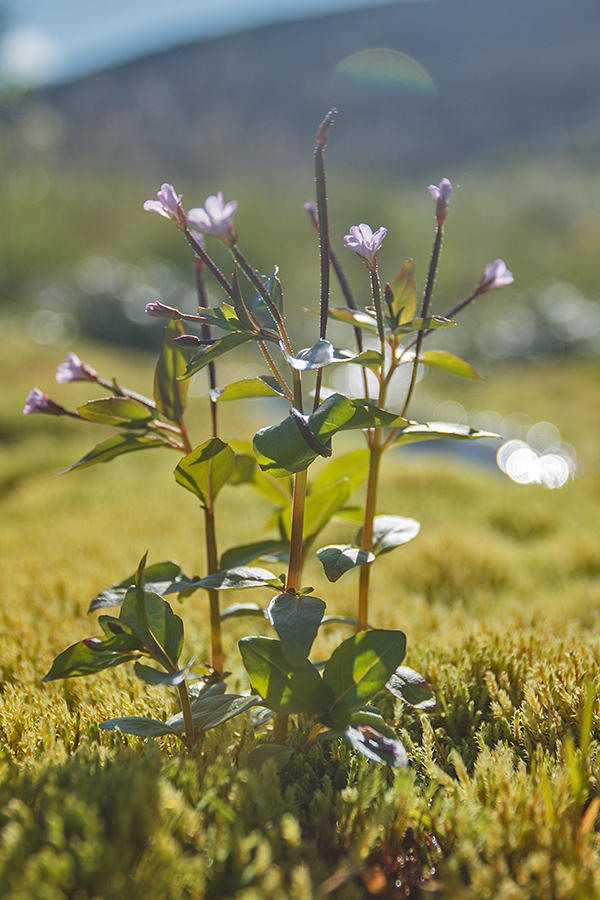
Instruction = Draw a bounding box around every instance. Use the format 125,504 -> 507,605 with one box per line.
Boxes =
338,400 -> 405,433
344,725 -> 408,767
77,397 -> 155,427
323,629 -> 407,712
393,315 -> 455,335
283,338 -> 337,371
42,641 -> 139,681
253,394 -> 356,477
303,480 -> 352,543
267,591 -> 326,667
317,545 -> 375,582
99,717 -> 178,737
180,332 -> 254,380
194,303 -> 247,332
126,557 -> 184,666
321,615 -> 360,628
133,660 -> 194,685
325,308 -> 379,334
89,561 -> 191,611
358,515 -> 420,556
311,449 -> 370,493
59,434 -> 168,473
350,349 -> 383,369
163,691 -> 261,735
153,319 -> 192,422
238,637 -> 301,714
174,438 -> 235,508
220,602 -> 267,621
212,376 -> 288,402
231,265 -> 259,331
394,421 -> 500,445
171,566 -> 281,592
248,267 -> 282,331
349,708 -> 398,740
387,259 -> 417,324
386,666 -> 436,710
220,541 -> 289,570
246,744 -> 294,771
419,349 -> 482,379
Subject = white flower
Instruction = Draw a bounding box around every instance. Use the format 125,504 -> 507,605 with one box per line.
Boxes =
143,183 -> 187,229
187,192 -> 238,243
55,352 -> 98,383
476,259 -> 514,294
343,223 -> 387,268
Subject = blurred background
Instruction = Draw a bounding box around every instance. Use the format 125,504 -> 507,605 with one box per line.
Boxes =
1,0 -> 600,485
1,0 -> 598,350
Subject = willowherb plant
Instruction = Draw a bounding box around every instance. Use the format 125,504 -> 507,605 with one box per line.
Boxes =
26,110 -> 513,766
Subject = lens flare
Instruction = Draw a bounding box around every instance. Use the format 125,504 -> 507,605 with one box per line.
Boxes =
334,48 -> 436,94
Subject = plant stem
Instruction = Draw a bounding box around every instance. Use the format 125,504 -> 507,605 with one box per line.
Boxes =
357,439 -> 382,632
186,231 -> 233,297
401,223 -> 443,419
193,257 -> 223,671
286,468 -> 308,593
205,504 -> 224,675
313,122 -> 331,411
177,680 -> 196,751
195,260 -> 219,439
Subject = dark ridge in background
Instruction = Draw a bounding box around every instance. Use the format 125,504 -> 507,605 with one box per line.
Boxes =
40,0 -> 600,180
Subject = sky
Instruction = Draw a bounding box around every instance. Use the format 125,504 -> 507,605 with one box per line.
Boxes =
0,0 -> 425,86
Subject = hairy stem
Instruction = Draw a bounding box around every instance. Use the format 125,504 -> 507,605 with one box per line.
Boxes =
357,439 -> 382,632
401,223 -> 443,419
177,680 -> 197,752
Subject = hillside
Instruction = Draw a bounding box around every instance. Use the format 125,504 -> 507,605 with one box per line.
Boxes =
40,0 -> 600,180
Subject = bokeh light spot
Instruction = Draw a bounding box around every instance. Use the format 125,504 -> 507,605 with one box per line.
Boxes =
334,49 -> 436,93
10,165 -> 50,204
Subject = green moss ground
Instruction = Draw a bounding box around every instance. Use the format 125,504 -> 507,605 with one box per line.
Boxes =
2,334 -> 600,898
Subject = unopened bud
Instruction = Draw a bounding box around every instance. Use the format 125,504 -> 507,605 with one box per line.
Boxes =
316,108 -> 337,147
304,201 -> 319,233
145,300 -> 182,320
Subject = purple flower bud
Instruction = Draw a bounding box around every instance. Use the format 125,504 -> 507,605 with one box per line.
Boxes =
143,183 -> 187,230
428,178 -> 452,225
475,259 -> 514,294
316,108 -> 337,147
23,388 -> 68,416
55,352 -> 98,384
187,192 -> 238,245
304,201 -> 319,233
343,223 -> 387,269
145,300 -> 182,320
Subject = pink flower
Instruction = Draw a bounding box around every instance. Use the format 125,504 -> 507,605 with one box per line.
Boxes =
475,259 -> 514,294
428,178 -> 452,225
143,183 -> 187,230
343,224 -> 387,269
23,388 -> 67,416
55,352 -> 98,383
187,192 -> 238,244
